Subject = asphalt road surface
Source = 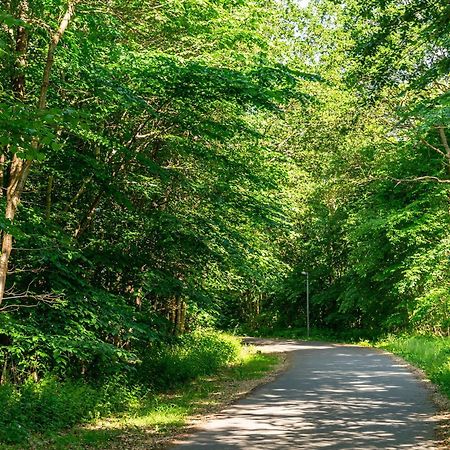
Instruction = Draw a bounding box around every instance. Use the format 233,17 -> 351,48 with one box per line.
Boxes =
170,339 -> 437,449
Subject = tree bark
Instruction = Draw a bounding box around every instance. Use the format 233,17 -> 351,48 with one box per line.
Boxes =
12,0 -> 29,100
173,297 -> 187,335
437,126 -> 450,175
45,175 -> 54,220
38,1 -> 79,110
0,0 -> 30,304
0,1 -> 79,304
179,300 -> 186,334
0,154 -> 6,198
73,191 -> 102,239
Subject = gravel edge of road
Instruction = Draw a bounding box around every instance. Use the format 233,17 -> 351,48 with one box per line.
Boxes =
153,350 -> 291,449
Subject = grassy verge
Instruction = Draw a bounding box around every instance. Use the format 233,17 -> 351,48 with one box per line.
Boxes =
376,335 -> 450,398
1,342 -> 281,450
375,335 -> 450,448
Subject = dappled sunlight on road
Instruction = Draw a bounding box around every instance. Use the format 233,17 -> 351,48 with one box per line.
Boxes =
171,342 -> 437,449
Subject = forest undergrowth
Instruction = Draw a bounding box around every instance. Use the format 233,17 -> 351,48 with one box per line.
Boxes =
0,331 -> 278,448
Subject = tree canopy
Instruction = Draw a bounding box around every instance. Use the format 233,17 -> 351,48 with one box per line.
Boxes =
0,0 -> 449,384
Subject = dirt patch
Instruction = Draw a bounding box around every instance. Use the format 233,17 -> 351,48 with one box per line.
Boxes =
159,350 -> 291,449
105,350 -> 290,450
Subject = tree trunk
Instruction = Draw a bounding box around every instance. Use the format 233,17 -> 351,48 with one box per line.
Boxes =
169,297 -> 177,333
0,0 -> 30,304
38,1 -> 79,109
438,126 -> 450,175
179,300 -> 186,334
45,175 -> 54,220
173,297 -> 187,335
0,154 -> 6,197
0,1 -> 79,304
74,191 -> 103,238
12,0 -> 28,100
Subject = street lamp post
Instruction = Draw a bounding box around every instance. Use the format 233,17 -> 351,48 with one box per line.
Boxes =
301,271 -> 310,338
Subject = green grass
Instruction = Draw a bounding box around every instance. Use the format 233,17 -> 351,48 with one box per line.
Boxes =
376,335 -> 450,398
0,330 -> 241,446
0,342 -> 279,449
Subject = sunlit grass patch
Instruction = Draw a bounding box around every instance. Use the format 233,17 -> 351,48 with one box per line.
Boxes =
377,335 -> 450,398
226,350 -> 279,380
66,349 -> 278,449
1,343 -> 280,449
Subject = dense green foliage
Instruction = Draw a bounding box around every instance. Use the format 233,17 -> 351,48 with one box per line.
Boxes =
262,0 -> 450,336
0,0 -> 305,385
0,0 -> 449,443
0,330 -> 242,445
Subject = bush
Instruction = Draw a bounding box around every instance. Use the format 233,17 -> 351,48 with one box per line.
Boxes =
0,375 -> 142,444
139,330 -> 241,388
0,330 -> 243,445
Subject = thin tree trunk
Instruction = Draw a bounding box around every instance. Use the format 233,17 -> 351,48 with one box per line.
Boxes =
0,154 -> 5,197
38,1 -> 79,110
1,357 -> 8,385
12,0 -> 28,100
73,191 -> 102,238
174,297 -> 182,335
64,175 -> 93,213
0,0 -> 29,304
169,297 -> 177,333
45,175 -> 54,220
0,1 -> 79,304
179,300 -> 186,334
438,126 -> 450,175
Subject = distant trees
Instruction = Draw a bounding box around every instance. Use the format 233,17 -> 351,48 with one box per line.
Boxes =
268,0 -> 450,335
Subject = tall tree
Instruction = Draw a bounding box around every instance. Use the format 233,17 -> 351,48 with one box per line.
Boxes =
0,0 -> 79,303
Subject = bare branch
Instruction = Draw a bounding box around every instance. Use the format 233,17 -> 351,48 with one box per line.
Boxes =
0,303 -> 40,312
391,176 -> 450,185
0,290 -> 62,312
419,138 -> 447,159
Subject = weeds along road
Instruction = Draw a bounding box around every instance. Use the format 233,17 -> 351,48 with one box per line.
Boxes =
170,339 -> 438,450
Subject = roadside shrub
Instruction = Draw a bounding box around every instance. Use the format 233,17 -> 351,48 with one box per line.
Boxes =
139,330 -> 241,388
0,376 -> 140,444
0,330 -> 243,445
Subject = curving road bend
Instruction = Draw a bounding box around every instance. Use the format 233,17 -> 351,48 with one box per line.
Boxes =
170,339 -> 438,449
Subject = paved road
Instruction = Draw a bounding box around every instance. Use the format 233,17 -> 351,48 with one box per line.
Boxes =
170,339 -> 437,449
